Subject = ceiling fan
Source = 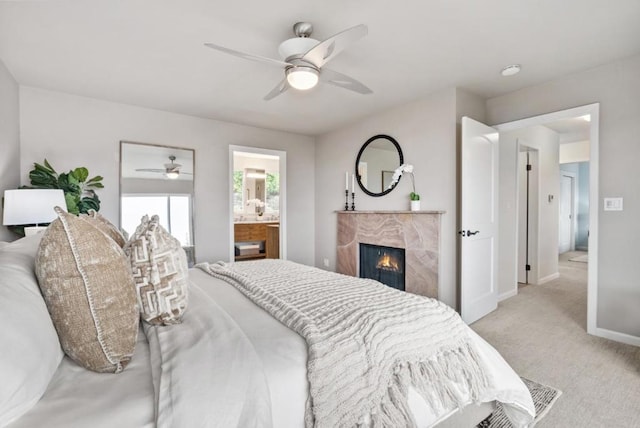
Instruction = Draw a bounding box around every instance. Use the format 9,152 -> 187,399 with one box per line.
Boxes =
204,22 -> 373,100
135,156 -> 192,180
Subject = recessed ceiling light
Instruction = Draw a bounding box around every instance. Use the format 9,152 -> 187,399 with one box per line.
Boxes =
501,64 -> 521,77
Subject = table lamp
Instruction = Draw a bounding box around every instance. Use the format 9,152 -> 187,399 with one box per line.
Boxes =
2,189 -> 67,236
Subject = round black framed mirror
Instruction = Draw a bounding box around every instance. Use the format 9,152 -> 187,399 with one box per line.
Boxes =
355,134 -> 404,197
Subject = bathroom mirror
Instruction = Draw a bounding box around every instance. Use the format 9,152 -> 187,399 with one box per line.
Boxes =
245,168 -> 266,206
355,134 -> 404,197
119,141 -> 195,265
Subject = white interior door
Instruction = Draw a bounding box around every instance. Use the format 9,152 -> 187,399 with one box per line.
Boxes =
559,173 -> 574,253
460,117 -> 499,324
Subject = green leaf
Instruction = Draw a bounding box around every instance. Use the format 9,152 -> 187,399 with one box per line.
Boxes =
410,192 -> 420,201
67,172 -> 80,186
71,167 -> 89,183
57,173 -> 80,194
29,170 -> 58,188
33,162 -> 55,175
78,194 -> 100,214
85,175 -> 103,184
43,159 -> 56,173
87,182 -> 104,189
65,193 -> 80,215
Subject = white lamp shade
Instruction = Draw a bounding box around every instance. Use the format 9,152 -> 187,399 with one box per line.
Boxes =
2,189 -> 67,226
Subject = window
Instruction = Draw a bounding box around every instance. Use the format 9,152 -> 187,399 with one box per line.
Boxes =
233,170 -> 244,213
266,172 -> 279,212
121,194 -> 192,246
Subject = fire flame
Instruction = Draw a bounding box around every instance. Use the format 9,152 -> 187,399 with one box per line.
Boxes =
376,253 -> 400,272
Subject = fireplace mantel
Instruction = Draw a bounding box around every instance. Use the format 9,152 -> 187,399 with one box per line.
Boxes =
336,210 -> 444,298
336,210 -> 445,214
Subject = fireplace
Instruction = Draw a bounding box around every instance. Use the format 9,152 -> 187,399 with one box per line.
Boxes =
359,243 -> 405,291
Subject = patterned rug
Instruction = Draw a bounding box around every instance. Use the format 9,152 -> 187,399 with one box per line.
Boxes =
477,377 -> 562,427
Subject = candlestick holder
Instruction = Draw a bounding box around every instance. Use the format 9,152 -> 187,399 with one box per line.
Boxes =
344,189 -> 349,211
350,192 -> 355,211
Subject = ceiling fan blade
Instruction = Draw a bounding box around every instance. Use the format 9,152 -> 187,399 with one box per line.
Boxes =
320,68 -> 373,95
301,24 -> 367,68
263,78 -> 289,101
204,43 -> 291,68
135,168 -> 165,173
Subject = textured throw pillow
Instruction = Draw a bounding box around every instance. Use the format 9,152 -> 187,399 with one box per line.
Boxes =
124,214 -> 189,325
35,207 -> 139,373
80,209 -> 126,247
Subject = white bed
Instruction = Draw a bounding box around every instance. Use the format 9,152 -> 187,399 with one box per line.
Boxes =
1,236 -> 535,427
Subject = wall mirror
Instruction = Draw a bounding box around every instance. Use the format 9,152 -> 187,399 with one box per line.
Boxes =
355,134 -> 404,197
120,141 -> 195,265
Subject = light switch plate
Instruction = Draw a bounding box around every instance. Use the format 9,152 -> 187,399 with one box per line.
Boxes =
604,197 -> 623,211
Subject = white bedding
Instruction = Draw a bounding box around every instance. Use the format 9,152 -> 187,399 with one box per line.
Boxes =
176,269 -> 534,427
7,328 -> 154,428
9,266 -> 534,427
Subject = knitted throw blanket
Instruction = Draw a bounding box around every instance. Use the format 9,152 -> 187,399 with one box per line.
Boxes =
197,259 -> 488,428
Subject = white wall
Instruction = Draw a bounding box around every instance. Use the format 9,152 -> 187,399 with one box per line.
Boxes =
315,88 -> 459,308
0,60 -> 20,241
559,140 -> 590,163
19,87 -> 315,265
487,53 -> 640,337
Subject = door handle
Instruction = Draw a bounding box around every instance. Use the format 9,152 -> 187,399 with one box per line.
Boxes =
467,230 -> 480,236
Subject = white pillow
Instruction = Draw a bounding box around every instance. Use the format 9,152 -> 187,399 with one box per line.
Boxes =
0,235 -> 64,427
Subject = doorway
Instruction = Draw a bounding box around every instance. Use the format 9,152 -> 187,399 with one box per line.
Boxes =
495,103 -> 599,336
228,146 -> 286,262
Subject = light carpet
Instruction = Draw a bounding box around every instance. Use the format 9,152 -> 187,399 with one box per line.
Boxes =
471,251 -> 640,427
476,377 -> 561,427
568,254 -> 588,263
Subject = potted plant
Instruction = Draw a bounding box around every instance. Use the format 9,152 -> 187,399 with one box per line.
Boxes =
26,159 -> 104,215
390,164 -> 421,211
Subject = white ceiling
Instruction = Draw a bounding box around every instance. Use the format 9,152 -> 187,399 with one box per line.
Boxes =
1,0 -> 639,136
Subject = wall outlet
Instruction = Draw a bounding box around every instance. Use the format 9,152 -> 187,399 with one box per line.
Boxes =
323,258 -> 330,268
604,197 -> 623,211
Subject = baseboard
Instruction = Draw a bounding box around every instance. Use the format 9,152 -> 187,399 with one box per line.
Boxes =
498,289 -> 518,302
591,327 -> 640,347
537,272 -> 560,284
576,246 -> 589,251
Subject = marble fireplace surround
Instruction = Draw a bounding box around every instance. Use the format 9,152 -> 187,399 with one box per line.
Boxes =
336,211 -> 444,298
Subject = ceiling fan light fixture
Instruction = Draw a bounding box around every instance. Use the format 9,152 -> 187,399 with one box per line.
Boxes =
165,171 -> 180,179
286,66 -> 319,90
501,64 -> 521,77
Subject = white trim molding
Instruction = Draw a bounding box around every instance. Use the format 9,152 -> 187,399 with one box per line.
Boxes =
594,328 -> 640,347
537,272 -> 560,285
498,289 -> 518,302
